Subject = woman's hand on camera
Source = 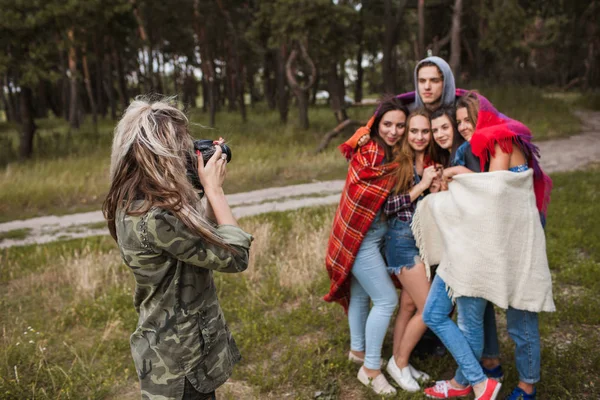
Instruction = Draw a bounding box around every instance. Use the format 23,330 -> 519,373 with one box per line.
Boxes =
197,144 -> 227,193
196,140 -> 238,226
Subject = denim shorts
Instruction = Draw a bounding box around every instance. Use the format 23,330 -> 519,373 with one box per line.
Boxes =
384,218 -> 421,275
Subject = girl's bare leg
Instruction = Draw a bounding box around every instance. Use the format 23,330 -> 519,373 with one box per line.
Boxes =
394,263 -> 431,368
393,289 -> 416,358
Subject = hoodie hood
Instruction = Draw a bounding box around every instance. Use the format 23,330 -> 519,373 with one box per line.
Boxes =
413,56 -> 456,109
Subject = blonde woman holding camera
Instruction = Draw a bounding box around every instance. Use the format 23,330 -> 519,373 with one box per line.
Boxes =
103,98 -> 252,400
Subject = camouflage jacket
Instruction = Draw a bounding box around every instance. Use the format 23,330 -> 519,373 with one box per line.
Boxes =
116,205 -> 252,400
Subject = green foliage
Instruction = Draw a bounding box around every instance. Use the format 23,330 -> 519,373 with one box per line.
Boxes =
479,0 -> 527,58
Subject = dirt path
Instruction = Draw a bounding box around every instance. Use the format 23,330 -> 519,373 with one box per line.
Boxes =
1,110 -> 599,249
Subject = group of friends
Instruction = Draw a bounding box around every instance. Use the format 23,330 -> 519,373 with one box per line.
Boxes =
324,56 -> 555,400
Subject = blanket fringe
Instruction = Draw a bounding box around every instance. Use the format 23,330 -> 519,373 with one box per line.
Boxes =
445,283 -> 457,304
410,208 -> 431,282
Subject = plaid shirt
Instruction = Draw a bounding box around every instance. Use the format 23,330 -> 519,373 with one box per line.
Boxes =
384,193 -> 416,222
384,166 -> 422,222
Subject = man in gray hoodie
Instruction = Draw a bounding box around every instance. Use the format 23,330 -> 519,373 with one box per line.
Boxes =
413,56 -> 457,111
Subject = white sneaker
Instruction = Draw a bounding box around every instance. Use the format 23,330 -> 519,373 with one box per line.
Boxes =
357,366 -> 397,396
408,363 -> 430,382
386,356 -> 420,392
348,352 -> 384,367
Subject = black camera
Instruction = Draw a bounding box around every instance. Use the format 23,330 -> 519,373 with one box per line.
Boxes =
186,139 -> 232,192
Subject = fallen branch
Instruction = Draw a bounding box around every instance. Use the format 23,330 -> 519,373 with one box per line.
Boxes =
315,119 -> 364,154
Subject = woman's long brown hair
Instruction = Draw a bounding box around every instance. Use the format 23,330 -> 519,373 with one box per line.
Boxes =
102,97 -> 233,252
369,95 -> 409,162
392,108 -> 431,194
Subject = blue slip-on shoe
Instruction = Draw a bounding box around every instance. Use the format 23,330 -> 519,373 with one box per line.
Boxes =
505,387 -> 536,400
481,363 -> 504,381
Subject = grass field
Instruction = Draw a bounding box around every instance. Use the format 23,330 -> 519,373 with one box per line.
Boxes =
1,166 -> 598,399
0,84 -> 585,223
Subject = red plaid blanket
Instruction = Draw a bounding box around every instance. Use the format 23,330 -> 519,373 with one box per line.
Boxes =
324,140 -> 398,312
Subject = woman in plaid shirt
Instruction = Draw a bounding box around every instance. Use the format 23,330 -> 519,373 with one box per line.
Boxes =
382,108 -> 443,393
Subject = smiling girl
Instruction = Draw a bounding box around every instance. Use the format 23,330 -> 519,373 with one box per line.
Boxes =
325,96 -> 409,396
429,106 -> 464,168
382,109 -> 441,393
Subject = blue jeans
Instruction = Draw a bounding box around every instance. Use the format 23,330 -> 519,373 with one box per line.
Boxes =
483,304 -> 541,384
385,218 -> 421,275
348,216 -> 398,370
423,275 -> 487,386
453,296 -> 489,386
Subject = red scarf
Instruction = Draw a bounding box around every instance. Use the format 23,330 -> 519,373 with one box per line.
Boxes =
324,140 -> 398,312
466,89 -> 552,219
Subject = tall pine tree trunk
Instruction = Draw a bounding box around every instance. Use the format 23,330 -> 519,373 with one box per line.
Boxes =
382,0 -> 408,93
67,29 -> 80,130
2,75 -> 17,122
418,0 -> 425,60
263,50 -> 276,110
19,86 -> 36,159
103,52 -> 117,120
355,44 -> 364,103
111,39 -> 128,111
82,45 -> 98,127
449,0 -> 463,76
94,35 -> 107,117
276,44 -> 289,124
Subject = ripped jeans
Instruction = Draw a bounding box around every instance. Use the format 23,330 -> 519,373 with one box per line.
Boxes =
385,217 -> 421,275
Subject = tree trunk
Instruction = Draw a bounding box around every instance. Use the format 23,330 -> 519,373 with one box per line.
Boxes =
216,0 -> 246,121
130,0 -> 153,92
276,44 -> 289,124
82,45 -> 98,127
225,61 -> 237,111
4,76 -> 20,123
418,0 -> 425,60
94,36 -> 107,118
296,89 -> 309,130
355,44 -> 364,103
59,49 -> 70,121
286,42 -> 316,130
382,0 -> 408,94
103,52 -> 117,120
201,76 -> 208,112
327,62 -> 348,123
264,50 -> 276,110
476,0 -> 486,75
1,76 -> 16,122
194,0 -> 217,126
173,57 -> 180,96
67,29 -> 80,130
449,0 -> 463,76
311,69 -> 320,106
156,50 -> 165,94
19,86 -> 36,160
111,39 -> 128,111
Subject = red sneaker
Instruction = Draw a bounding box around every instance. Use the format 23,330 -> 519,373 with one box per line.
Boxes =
475,379 -> 502,400
424,380 -> 473,398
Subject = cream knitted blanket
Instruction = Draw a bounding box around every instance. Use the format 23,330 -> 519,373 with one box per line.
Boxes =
412,169 -> 555,312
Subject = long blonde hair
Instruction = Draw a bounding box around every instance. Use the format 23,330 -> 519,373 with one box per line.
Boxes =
102,97 -> 228,250
392,108 -> 431,194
